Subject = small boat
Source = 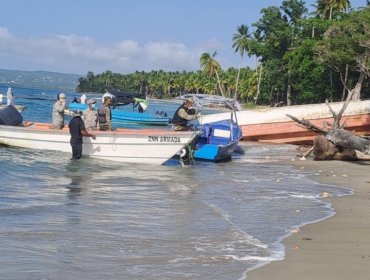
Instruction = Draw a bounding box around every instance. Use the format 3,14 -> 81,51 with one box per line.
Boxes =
0,122 -> 198,165
199,100 -> 370,144
176,93 -> 241,110
0,104 -> 26,112
68,103 -> 170,126
194,118 -> 242,161
110,91 -> 146,106
179,112 -> 242,162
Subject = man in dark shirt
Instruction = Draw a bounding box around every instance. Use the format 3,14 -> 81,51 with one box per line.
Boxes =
172,97 -> 200,131
68,109 -> 96,160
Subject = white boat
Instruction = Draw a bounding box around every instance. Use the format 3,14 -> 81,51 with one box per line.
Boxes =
0,122 -> 198,164
199,100 -> 370,144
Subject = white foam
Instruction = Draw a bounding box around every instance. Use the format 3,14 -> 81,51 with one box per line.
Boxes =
203,201 -> 267,249
224,253 -> 283,262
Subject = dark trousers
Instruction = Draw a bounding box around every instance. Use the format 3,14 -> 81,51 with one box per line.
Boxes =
71,142 -> 82,160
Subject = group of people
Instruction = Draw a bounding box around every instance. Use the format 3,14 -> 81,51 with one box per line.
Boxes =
0,87 -> 15,106
51,93 -> 113,160
51,92 -> 199,161
52,93 -> 113,131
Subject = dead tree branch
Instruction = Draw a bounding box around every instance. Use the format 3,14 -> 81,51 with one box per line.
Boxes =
288,96 -> 370,160
326,129 -> 370,154
286,114 -> 328,134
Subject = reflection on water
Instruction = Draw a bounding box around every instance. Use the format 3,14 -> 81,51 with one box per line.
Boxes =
0,143 -> 351,280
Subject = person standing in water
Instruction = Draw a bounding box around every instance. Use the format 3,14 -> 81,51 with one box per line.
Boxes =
68,109 -> 96,160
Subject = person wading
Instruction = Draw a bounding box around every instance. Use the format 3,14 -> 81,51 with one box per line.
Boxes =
68,109 -> 96,160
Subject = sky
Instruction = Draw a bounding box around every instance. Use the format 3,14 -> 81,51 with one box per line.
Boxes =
0,0 -> 367,75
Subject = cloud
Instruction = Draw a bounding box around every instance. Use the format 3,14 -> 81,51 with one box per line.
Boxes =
0,27 -> 209,74
0,27 -> 12,39
145,42 -> 200,71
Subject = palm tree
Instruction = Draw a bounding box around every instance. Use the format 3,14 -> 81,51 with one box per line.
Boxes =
315,0 -> 350,19
232,24 -> 251,100
101,70 -> 114,88
199,52 -> 225,97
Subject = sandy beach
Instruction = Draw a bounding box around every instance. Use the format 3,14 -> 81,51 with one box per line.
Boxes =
247,159 -> 370,280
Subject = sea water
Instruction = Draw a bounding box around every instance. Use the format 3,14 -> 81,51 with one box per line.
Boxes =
0,86 -> 351,280
0,85 -> 184,127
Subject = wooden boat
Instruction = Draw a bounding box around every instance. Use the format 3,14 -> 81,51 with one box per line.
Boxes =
68,103 -> 170,126
0,104 -> 26,112
192,114 -> 242,161
199,100 -> 370,144
0,122 -> 197,165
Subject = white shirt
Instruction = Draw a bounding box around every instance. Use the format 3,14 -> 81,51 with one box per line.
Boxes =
80,94 -> 87,104
0,94 -> 3,104
6,88 -> 14,106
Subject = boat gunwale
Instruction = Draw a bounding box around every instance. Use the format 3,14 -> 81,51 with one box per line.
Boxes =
0,122 -> 195,137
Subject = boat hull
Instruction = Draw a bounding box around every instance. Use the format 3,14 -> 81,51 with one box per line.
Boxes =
194,141 -> 239,161
0,123 -> 196,164
242,114 -> 370,144
200,100 -> 370,144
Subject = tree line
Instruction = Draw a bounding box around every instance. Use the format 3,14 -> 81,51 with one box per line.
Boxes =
76,0 -> 370,106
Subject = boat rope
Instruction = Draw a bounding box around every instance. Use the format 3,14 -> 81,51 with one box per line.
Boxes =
179,131 -> 198,167
178,142 -> 196,167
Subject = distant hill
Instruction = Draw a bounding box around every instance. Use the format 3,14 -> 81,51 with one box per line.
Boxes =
0,69 -> 81,91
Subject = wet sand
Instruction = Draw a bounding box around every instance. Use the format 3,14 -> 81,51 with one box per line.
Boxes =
247,159 -> 370,280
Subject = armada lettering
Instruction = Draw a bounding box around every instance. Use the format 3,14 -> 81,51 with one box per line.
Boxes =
160,136 -> 180,143
148,136 -> 180,143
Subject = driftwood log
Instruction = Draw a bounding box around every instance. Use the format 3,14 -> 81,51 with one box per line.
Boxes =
287,94 -> 370,160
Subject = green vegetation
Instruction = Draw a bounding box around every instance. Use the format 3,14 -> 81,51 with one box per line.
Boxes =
77,0 -> 370,105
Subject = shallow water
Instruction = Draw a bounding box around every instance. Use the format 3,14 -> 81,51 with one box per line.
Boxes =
0,86 -> 351,279
0,142 -> 351,280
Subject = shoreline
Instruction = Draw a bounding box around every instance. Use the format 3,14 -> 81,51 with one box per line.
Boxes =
247,159 -> 370,280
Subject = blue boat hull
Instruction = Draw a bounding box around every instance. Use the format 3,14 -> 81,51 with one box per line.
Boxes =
192,117 -> 242,162
68,103 -> 170,125
193,141 -> 239,161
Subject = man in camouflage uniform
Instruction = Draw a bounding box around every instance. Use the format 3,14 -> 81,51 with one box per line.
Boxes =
82,99 -> 98,130
52,93 -> 67,129
98,96 -> 112,131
